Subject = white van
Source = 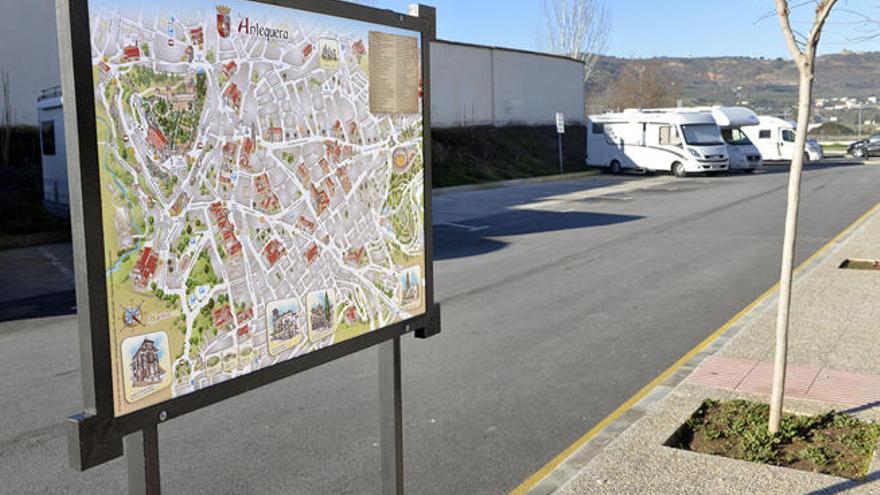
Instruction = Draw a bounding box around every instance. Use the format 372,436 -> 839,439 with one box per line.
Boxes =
587,109 -> 729,177
708,107 -> 763,172
742,115 -> 824,162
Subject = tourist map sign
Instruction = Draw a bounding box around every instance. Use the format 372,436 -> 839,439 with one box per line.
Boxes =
80,0 -> 431,419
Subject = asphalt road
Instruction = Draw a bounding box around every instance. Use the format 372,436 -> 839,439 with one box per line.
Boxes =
2,161 -> 880,494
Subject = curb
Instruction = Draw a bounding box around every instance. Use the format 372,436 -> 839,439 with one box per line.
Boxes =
434,170 -> 601,197
0,230 -> 72,251
512,200 -> 880,495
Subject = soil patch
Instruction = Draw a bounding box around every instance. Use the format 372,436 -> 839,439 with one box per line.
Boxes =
667,399 -> 880,479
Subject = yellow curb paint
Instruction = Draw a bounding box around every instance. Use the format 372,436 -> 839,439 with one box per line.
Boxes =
509,201 -> 880,495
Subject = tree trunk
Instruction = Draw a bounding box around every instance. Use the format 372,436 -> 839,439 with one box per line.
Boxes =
768,66 -> 815,433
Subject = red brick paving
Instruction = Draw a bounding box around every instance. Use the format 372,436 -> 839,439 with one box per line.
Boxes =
687,355 -> 880,407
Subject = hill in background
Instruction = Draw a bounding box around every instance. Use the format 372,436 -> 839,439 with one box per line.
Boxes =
587,51 -> 880,116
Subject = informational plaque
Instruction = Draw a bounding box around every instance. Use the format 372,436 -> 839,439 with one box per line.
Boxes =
80,0 -> 429,417
368,31 -> 420,115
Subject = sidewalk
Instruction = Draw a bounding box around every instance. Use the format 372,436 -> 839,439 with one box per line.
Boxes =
545,203 -> 880,494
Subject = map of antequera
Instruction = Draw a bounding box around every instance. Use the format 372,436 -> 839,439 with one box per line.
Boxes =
87,0 -> 426,416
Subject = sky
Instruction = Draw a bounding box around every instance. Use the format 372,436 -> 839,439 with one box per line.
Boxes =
370,0 -> 880,59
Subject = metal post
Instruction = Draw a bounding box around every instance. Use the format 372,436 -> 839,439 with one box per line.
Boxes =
858,105 -> 862,140
125,425 -> 161,495
378,337 -> 403,495
558,133 -> 564,175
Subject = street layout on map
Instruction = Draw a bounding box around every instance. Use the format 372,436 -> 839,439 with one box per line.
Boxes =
87,2 -> 425,415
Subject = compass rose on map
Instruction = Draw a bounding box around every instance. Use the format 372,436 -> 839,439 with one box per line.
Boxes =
122,303 -> 144,327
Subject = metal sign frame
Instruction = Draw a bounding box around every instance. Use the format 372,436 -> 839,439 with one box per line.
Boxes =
57,0 -> 439,474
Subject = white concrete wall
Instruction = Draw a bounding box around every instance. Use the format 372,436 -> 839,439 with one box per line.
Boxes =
429,42 -> 495,127
0,0 -> 60,126
430,41 -> 585,128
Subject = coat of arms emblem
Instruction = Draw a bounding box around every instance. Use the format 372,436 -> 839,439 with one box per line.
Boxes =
216,5 -> 231,38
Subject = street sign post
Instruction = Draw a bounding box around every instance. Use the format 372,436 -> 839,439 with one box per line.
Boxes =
555,112 -> 565,174
56,0 -> 439,492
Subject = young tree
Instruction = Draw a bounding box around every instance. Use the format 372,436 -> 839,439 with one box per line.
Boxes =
602,61 -> 680,111
769,0 -> 838,434
540,0 -> 611,83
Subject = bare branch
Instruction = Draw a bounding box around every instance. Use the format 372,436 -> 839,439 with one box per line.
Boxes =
540,0 -> 611,83
776,0 -> 806,63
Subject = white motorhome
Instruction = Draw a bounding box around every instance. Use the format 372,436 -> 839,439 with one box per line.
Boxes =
587,109 -> 729,177
709,107 -> 763,172
741,115 -> 824,162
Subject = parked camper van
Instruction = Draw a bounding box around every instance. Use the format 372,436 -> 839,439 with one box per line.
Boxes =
741,115 -> 824,162
587,109 -> 729,177
37,86 -> 69,218
708,107 -> 763,172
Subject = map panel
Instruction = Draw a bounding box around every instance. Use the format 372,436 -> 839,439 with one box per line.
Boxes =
87,0 -> 426,416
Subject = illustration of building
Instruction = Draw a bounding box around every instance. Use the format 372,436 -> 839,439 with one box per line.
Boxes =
209,201 -> 242,257
298,215 -> 316,233
236,307 -> 253,324
345,305 -> 358,324
302,43 -> 313,59
170,192 -> 189,217
310,184 -> 330,215
98,61 -> 112,82
344,247 -> 366,266
296,162 -> 311,185
240,137 -> 255,169
147,126 -> 169,152
190,26 -> 204,46
264,239 -> 285,267
323,176 -> 337,196
131,247 -> 159,289
265,127 -> 283,143
304,243 -> 319,265
270,307 -> 300,341
123,45 -> 140,62
310,293 -> 333,332
353,40 -> 366,58
223,60 -> 237,78
130,338 -> 165,387
212,304 -> 234,332
224,83 -> 242,110
335,166 -> 352,193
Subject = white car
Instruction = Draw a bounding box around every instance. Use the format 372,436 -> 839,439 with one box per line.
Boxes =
805,138 -> 824,162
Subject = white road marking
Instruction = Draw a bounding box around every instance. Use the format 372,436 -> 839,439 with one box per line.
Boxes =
39,247 -> 75,285
436,222 -> 491,232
